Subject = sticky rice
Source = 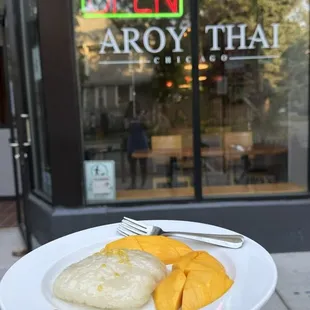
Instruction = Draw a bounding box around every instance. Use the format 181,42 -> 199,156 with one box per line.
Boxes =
53,249 -> 167,309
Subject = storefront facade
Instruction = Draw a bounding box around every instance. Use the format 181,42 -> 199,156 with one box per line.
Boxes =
3,0 -> 310,252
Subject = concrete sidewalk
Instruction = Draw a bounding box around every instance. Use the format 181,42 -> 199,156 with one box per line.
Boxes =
0,227 -> 309,309
268,252 -> 310,310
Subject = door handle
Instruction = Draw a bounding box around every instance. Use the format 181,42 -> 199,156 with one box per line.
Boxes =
10,141 -> 19,148
9,141 -> 20,159
20,114 -> 31,146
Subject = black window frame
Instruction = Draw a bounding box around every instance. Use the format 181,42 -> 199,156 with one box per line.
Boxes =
36,0 -> 83,207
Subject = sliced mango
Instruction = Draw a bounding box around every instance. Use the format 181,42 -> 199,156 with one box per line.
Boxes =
172,251 -> 199,271
173,251 -> 225,275
172,251 -> 199,272
153,269 -> 186,310
103,236 -> 192,264
182,270 -> 233,310
105,235 -> 141,249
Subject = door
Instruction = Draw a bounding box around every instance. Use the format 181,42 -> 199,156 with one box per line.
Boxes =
2,0 -> 32,251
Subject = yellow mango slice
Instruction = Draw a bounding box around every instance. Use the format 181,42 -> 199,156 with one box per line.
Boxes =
182,270 -> 233,310
153,269 -> 186,310
172,251 -> 199,272
105,235 -> 141,250
225,277 -> 234,291
103,236 -> 192,264
173,251 -> 225,275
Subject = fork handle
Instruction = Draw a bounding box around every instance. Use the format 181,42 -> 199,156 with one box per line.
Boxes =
162,232 -> 244,249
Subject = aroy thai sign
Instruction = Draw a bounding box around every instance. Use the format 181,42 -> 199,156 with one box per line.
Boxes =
81,0 -> 184,18
99,24 -> 280,64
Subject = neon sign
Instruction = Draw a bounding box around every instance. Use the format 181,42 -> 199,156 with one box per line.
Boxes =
81,0 -> 184,19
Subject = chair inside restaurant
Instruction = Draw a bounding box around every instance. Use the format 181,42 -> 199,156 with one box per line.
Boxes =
223,131 -> 277,185
151,135 -> 192,189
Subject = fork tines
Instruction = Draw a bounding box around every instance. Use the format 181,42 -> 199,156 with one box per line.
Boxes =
123,217 -> 148,230
117,217 -> 149,237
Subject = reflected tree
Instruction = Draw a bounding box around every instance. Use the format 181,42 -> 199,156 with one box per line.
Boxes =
280,37 -> 309,115
198,0 -> 308,137
74,0 -> 309,136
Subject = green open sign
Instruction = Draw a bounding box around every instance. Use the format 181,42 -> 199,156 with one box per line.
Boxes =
81,0 -> 184,19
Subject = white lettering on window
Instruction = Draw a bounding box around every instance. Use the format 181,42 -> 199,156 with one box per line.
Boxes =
221,54 -> 228,61
143,27 -> 166,53
185,56 -> 191,63
271,23 -> 280,48
226,24 -> 247,50
248,24 -> 270,49
209,55 -> 216,62
165,56 -> 172,64
200,55 -> 206,63
154,57 -> 160,64
122,28 -> 143,53
205,25 -> 226,51
99,28 -> 121,54
166,27 -> 187,52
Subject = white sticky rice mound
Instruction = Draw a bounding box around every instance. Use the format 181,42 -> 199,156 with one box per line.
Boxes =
53,249 -> 167,309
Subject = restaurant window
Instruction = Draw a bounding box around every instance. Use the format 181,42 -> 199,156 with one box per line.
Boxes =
20,0 -> 52,196
198,0 -> 309,197
75,0 -> 309,203
75,0 -> 195,202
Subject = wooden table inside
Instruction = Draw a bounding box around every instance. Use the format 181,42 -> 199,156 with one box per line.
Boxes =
132,145 -> 287,159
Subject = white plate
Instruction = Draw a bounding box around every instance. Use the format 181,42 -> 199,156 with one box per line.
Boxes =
0,220 -> 277,310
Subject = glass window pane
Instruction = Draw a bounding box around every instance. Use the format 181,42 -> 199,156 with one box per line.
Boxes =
20,0 -> 52,196
75,0 -> 195,202
199,0 -> 309,196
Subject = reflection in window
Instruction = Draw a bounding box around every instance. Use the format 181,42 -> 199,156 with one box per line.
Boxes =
198,0 -> 309,196
76,0 -> 195,202
75,0 -> 309,202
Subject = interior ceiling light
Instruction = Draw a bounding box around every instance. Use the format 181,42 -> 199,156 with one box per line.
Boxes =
179,84 -> 190,89
184,64 -> 209,70
166,81 -> 173,88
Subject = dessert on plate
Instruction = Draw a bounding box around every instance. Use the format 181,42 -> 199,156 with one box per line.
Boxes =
53,236 -> 233,310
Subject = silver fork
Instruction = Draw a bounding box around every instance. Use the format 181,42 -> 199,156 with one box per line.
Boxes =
118,217 -> 245,249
